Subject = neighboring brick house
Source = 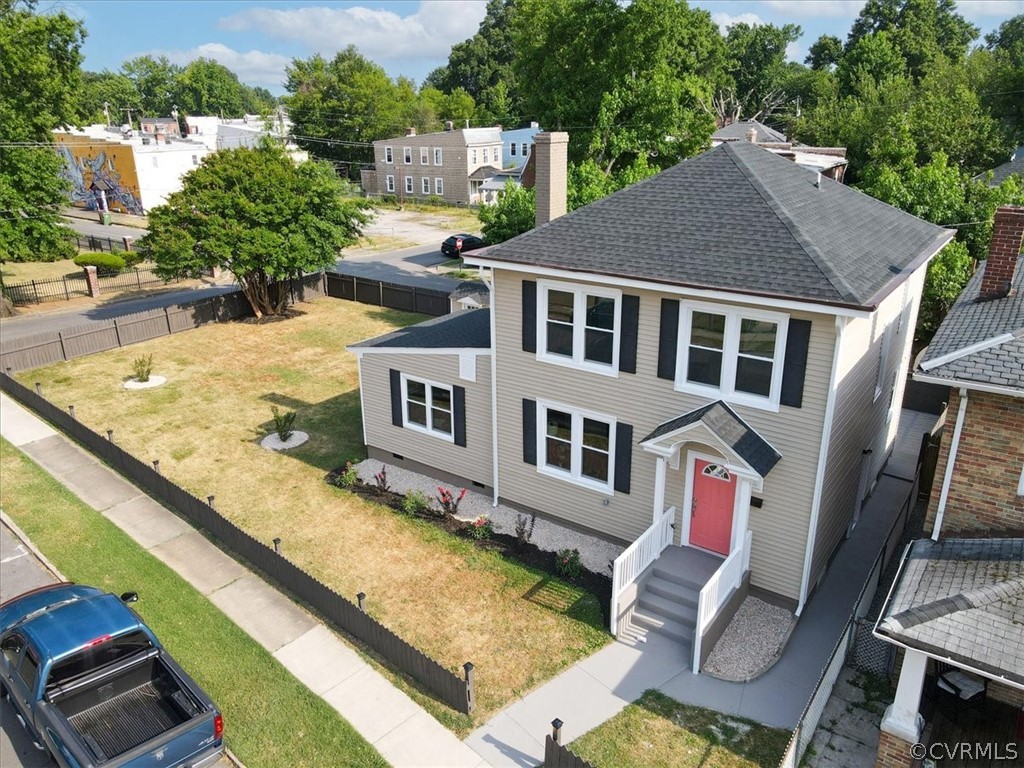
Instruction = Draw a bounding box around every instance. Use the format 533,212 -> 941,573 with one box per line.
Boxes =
362,126 -> 503,205
350,132 -> 955,674
872,206 -> 1024,768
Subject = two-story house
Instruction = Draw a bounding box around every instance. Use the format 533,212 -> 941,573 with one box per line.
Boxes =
349,133 -> 953,672
362,126 -> 504,205
501,123 -> 541,169
872,207 -> 1024,768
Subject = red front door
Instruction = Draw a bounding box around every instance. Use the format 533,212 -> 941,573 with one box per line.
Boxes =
689,458 -> 736,555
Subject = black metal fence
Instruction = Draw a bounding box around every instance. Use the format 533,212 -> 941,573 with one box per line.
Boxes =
71,233 -> 146,254
325,272 -> 451,316
0,372 -> 474,715
2,267 -> 178,306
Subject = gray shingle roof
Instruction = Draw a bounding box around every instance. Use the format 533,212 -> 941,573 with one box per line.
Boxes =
640,401 -> 781,477
918,256 -> 1024,391
976,148 -> 1024,186
483,141 -> 953,309
712,120 -> 786,143
876,538 -> 1024,685
350,309 -> 490,350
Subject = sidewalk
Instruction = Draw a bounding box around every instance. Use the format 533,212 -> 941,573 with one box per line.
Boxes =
465,412 -> 927,767
0,393 -> 490,768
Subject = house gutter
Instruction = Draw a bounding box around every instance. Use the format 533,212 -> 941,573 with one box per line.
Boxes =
797,314 -> 847,616
932,387 -> 968,541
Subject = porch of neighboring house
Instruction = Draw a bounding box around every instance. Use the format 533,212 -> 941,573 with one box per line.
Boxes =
919,685 -> 1023,767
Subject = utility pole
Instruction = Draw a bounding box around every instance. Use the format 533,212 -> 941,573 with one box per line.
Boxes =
103,101 -> 110,126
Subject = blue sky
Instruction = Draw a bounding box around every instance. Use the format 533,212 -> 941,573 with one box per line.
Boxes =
48,0 -> 1024,94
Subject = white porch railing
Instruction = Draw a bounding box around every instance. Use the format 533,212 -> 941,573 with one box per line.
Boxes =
693,529 -> 752,673
610,506 -> 675,635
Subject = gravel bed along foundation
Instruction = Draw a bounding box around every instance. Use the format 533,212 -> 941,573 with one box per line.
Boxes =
703,596 -> 796,681
354,460 -> 624,575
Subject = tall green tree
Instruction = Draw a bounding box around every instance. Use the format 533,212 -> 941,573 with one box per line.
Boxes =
480,180 -> 534,244
982,15 -> 1024,145
142,141 -> 369,317
77,70 -> 142,125
175,58 -> 248,118
711,22 -> 802,124
122,55 -> 181,118
806,35 -> 842,71
0,0 -> 82,262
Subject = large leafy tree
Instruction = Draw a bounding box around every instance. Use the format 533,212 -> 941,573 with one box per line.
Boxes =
480,180 -> 534,244
142,141 -> 369,317
806,35 -> 842,71
711,22 -> 802,124
0,0 -> 81,262
982,15 -> 1024,145
78,70 -> 142,125
121,55 -> 181,118
175,58 -> 248,118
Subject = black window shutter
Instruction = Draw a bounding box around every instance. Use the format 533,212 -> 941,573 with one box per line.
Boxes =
657,299 -> 680,380
619,295 -> 640,374
614,423 -> 633,494
781,319 -> 812,408
453,386 -> 467,447
522,280 -> 537,353
522,399 -> 537,465
389,369 -> 403,426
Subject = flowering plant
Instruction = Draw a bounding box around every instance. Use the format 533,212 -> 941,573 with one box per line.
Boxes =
555,548 -> 582,579
373,465 -> 390,493
436,486 -> 467,517
469,515 -> 494,539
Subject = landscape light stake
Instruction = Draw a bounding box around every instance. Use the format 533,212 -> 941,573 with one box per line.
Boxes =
551,718 -> 563,744
106,429 -> 114,442
68,405 -> 76,419
273,537 -> 282,554
35,383 -> 42,396
152,459 -> 160,474
5,367 -> 11,376
207,495 -> 215,509
357,592 -> 366,612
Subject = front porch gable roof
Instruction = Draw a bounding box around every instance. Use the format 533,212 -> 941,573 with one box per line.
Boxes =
639,401 -> 781,478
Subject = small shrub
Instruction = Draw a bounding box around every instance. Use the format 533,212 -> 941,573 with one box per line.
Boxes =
555,548 -> 582,580
402,489 -> 431,516
336,461 -> 359,488
131,354 -> 153,382
373,465 -> 390,493
270,405 -> 296,441
436,486 -> 467,518
514,512 -> 536,551
121,250 -> 144,268
469,515 -> 494,540
74,252 -> 126,273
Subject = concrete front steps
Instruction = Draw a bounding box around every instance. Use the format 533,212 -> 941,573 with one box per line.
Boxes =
620,564 -> 702,655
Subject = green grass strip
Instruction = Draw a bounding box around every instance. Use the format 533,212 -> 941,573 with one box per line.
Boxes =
0,438 -> 386,768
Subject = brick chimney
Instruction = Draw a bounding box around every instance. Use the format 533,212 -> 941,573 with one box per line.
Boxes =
534,132 -> 568,228
745,126 -> 757,143
405,127 -> 416,137
978,206 -> 1024,301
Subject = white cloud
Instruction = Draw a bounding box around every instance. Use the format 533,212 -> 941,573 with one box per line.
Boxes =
761,0 -> 865,17
151,43 -> 291,88
957,1 -> 1024,18
218,1 -> 487,62
712,12 -> 764,33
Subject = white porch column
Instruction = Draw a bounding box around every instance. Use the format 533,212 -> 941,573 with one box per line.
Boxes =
652,455 -> 667,524
880,649 -> 927,743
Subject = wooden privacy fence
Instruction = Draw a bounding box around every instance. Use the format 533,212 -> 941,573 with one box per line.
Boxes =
543,720 -> 595,768
0,373 -> 475,715
325,271 -> 451,316
0,274 -> 324,373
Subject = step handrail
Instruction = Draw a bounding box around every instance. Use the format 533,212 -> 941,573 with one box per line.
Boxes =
610,506 -> 675,635
692,529 -> 752,673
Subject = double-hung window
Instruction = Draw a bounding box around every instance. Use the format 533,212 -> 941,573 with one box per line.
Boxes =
384,146 -> 393,164
435,177 -> 443,195
420,147 -> 429,165
402,375 -> 453,440
538,281 -> 620,374
422,177 -> 430,194
433,148 -> 442,165
510,142 -> 517,157
521,143 -> 528,157
677,303 -> 788,409
404,175 -> 414,194
385,174 -> 395,192
482,147 -> 489,163
403,147 -> 412,164
539,402 -> 615,492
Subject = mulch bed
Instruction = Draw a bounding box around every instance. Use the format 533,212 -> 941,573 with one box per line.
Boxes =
325,466 -> 612,623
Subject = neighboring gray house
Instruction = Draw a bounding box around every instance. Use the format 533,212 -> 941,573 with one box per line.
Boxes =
711,119 -> 786,144
350,135 -> 953,673
974,146 -> 1024,186
363,126 -> 503,205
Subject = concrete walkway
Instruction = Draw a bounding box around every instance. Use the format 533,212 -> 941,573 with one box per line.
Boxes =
0,393 -> 490,768
465,412 -> 932,767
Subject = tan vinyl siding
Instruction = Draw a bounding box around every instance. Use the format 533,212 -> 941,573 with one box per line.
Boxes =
492,270 -> 835,601
812,262 -> 928,586
359,351 -> 493,486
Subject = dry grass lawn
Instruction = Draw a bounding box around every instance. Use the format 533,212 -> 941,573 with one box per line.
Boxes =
17,297 -> 609,731
2,258 -> 83,282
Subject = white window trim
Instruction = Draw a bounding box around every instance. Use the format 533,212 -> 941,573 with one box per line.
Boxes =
510,142 -> 517,157
384,146 -> 393,164
874,321 -> 893,402
420,147 -> 429,165
536,399 -> 616,494
536,280 -> 622,377
385,174 -> 395,193
471,148 -> 477,164
483,147 -> 489,162
400,374 -> 454,442
433,148 -> 442,166
403,146 -> 412,164
404,175 -> 414,194
435,177 -> 443,195
1017,463 -> 1024,497
422,177 -> 430,194
675,301 -> 789,412
522,143 -> 529,156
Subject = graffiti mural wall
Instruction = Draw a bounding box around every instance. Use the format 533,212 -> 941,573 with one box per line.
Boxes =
55,138 -> 145,215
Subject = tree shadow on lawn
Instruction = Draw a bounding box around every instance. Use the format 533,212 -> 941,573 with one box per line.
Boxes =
255,389 -> 366,472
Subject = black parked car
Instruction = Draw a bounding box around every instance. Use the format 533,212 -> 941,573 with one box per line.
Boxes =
441,233 -> 486,258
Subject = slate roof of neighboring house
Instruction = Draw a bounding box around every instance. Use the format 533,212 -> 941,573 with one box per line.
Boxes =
373,127 -> 502,146
640,401 -> 781,477
917,256 -> 1024,392
349,308 -> 490,350
481,140 -> 953,309
876,538 -> 1024,686
712,120 -> 786,143
975,148 -> 1024,186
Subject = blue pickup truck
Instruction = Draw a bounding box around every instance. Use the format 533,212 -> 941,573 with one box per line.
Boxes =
0,584 -> 224,768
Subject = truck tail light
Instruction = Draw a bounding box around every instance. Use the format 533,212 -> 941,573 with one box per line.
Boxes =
85,635 -> 112,647
214,713 -> 223,740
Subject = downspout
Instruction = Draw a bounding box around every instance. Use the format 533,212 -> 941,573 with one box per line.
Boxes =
797,315 -> 847,616
487,271 -> 500,506
932,388 -> 968,541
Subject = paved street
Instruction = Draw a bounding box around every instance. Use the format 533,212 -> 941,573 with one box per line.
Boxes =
61,214 -> 146,242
